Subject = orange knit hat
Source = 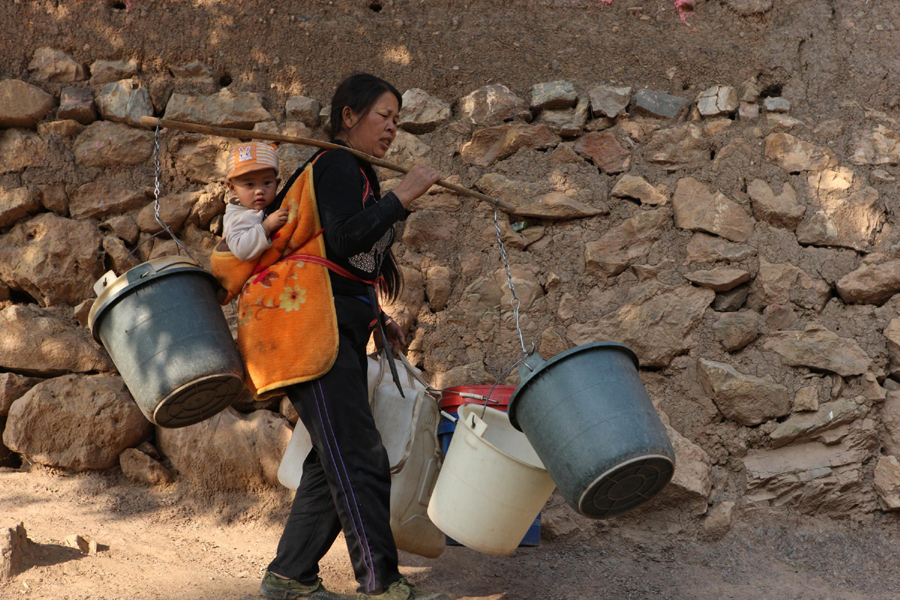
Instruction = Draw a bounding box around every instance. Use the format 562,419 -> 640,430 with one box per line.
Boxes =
225,142 -> 279,179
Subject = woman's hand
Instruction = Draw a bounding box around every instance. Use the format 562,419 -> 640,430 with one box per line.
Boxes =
391,164 -> 442,209
373,316 -> 406,353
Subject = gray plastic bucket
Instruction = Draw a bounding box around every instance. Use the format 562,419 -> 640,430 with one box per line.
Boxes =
508,342 -> 675,519
88,257 -> 244,428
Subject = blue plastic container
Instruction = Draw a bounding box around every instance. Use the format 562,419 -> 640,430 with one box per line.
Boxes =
438,410 -> 541,547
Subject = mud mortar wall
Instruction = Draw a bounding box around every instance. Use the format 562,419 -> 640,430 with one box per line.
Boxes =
3,0 -> 900,531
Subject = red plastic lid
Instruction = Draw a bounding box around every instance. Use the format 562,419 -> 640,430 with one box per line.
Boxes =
440,385 -> 515,412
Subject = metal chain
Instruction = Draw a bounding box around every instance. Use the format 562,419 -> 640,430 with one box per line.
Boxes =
152,124 -> 197,261
493,205 -> 529,356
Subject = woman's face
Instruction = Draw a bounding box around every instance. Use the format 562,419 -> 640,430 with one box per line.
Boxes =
340,91 -> 399,158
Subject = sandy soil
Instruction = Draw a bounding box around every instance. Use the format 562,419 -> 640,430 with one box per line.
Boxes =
3,464 -> 900,600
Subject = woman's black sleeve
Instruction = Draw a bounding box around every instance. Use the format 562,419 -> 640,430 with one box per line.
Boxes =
314,151 -> 408,258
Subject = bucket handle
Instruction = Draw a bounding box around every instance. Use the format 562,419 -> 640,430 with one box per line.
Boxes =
464,413 -> 488,450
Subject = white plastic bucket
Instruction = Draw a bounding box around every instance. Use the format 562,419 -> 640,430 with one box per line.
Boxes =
426,405 -> 556,556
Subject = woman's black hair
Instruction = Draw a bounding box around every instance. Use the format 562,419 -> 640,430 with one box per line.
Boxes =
329,73 -> 403,138
329,73 -> 404,302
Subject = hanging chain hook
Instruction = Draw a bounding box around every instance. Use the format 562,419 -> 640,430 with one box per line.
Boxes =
493,204 -> 530,356
151,123 -> 197,262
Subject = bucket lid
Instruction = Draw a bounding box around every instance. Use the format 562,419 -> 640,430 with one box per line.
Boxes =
507,342 -> 639,431
88,256 -> 216,342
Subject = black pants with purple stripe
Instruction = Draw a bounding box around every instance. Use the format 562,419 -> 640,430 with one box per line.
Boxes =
267,295 -> 400,594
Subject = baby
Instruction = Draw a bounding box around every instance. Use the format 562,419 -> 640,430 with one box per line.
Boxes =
222,142 -> 289,261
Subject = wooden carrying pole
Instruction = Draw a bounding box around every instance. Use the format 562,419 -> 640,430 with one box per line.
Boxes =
139,116 -> 518,214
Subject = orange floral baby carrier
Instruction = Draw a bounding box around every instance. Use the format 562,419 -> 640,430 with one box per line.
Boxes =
211,154 -> 340,397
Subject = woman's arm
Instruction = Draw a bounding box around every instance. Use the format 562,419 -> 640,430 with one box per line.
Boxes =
315,151 -> 407,258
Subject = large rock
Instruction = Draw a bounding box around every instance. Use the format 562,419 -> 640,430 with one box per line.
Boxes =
796,186 -> 882,252
875,455 -> 900,511
3,375 -> 150,470
458,84 -> 530,127
475,173 -> 603,219
425,266 -> 452,312
849,125 -> 900,166
567,282 -> 714,368
685,232 -> 756,264
73,121 -> 154,167
747,179 -> 805,230
119,447 -> 174,485
0,305 -> 111,375
631,89 -> 688,118
769,399 -> 868,448
398,88 -> 450,134
173,135 -> 230,184
95,79 -> 154,126
0,373 -> 40,417
384,130 -> 432,167
672,177 -> 755,242
656,424 -> 712,515
164,89 -> 273,129
712,310 -> 758,352
883,391 -> 900,456
530,80 -> 577,111
765,133 -> 838,172
763,325 -> 872,376
750,258 -> 830,312
435,362 -> 496,389
136,192 -> 193,234
585,208 -> 672,276
0,129 -> 49,174
684,267 -> 750,292
743,429 -> 877,514
0,213 -> 103,306
885,320 -> 900,377
28,47 -> 87,82
696,85 -> 738,117
0,520 -> 29,581
536,98 -> 589,137
588,85 -> 631,118
0,80 -> 54,128
644,124 -> 709,171
836,260 -> 900,305
0,186 -> 41,229
57,87 -> 97,124
573,131 -> 631,173
285,96 -> 320,128
157,408 -> 291,490
90,58 -> 139,85
610,174 -> 667,206
460,123 -> 560,167
698,359 -> 790,425
402,210 -> 458,251
70,180 -> 147,220
170,60 -> 217,82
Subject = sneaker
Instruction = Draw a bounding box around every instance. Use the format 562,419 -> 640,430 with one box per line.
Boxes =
260,571 -> 351,600
356,577 -> 450,600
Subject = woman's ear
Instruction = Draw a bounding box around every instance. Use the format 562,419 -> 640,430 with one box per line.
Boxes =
342,105 -> 358,130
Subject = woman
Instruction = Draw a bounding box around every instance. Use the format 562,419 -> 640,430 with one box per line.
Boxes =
260,74 -> 446,600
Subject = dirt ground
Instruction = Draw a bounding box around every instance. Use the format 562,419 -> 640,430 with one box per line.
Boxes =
3,464 -> 900,600
5,0 -> 900,598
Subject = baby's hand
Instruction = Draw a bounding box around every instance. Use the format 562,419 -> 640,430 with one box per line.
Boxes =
263,209 -> 289,235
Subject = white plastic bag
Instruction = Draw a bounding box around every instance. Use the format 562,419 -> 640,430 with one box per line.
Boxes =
276,352 -> 446,558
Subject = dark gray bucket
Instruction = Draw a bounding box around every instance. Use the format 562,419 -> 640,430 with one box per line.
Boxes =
88,257 -> 244,428
508,342 -> 675,519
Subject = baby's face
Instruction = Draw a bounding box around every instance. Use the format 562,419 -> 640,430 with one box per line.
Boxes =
228,168 -> 278,210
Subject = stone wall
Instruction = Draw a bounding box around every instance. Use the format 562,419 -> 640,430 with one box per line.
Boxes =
3,45 -> 900,529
